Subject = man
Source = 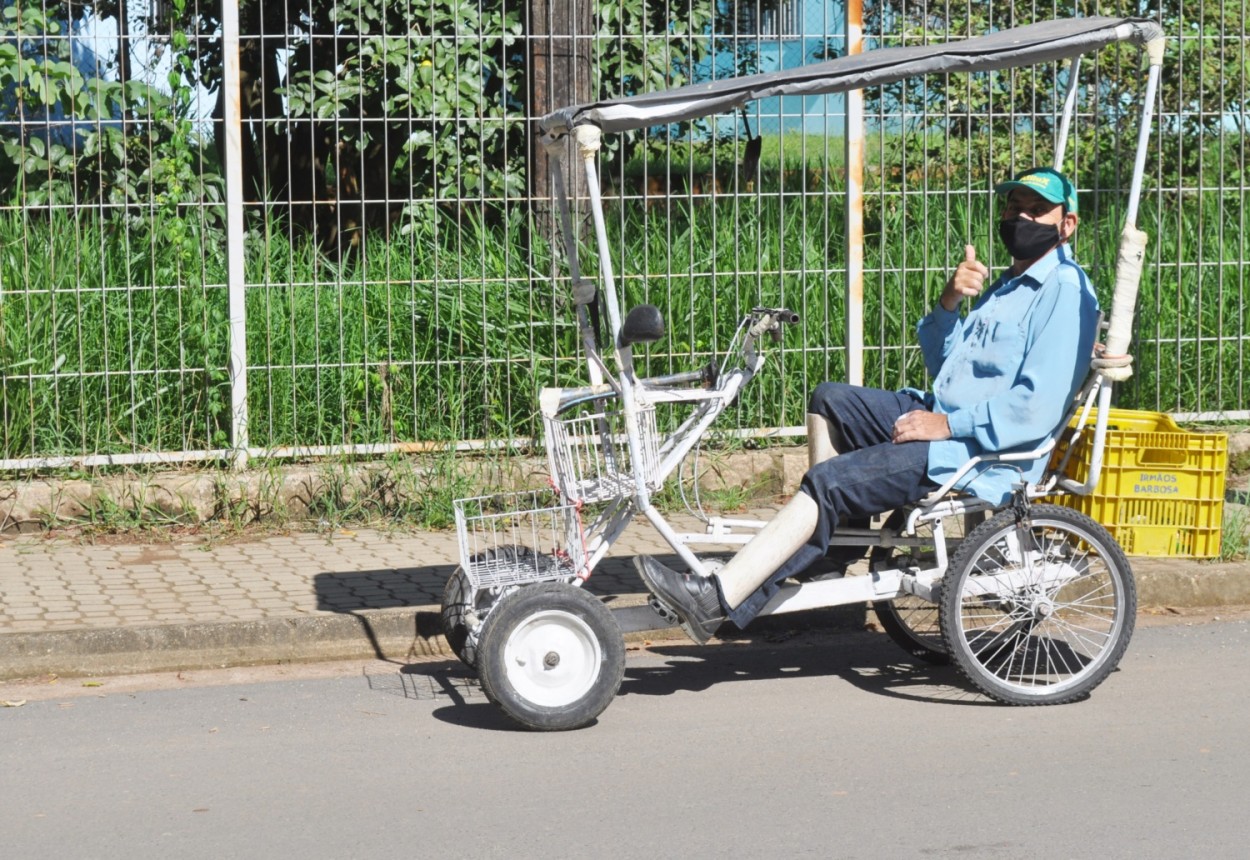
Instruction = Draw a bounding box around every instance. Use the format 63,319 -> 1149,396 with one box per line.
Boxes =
636,166 -> 1101,643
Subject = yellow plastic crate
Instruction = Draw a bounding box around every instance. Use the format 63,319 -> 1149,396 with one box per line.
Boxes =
1049,409 -> 1228,557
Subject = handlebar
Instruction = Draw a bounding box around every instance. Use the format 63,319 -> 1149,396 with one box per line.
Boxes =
748,306 -> 800,333
746,306 -> 801,345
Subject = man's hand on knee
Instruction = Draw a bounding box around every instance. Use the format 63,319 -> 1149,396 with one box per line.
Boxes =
892,410 -> 951,443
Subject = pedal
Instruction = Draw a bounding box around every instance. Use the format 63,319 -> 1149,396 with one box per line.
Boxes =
647,595 -> 680,625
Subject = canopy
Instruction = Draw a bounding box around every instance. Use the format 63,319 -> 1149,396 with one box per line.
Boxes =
539,16 -> 1163,136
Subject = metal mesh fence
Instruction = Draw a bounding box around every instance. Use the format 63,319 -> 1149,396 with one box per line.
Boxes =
0,1 -> 1245,470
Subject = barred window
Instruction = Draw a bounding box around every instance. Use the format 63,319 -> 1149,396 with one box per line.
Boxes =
736,0 -> 804,38
148,0 -> 172,31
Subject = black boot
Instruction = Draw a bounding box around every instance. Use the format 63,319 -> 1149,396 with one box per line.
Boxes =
634,556 -> 726,644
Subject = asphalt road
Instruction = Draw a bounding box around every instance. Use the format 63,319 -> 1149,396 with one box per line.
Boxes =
3,613 -> 1249,859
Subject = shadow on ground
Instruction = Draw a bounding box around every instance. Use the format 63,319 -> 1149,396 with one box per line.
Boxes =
619,631 -> 993,708
308,564 -> 456,662
312,565 -> 456,613
368,628 -> 1000,731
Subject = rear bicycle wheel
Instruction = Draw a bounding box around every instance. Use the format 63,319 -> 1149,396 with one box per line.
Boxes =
939,504 -> 1135,705
873,596 -> 947,664
869,512 -> 948,664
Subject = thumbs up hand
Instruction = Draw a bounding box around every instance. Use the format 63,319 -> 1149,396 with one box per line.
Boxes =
940,244 -> 990,312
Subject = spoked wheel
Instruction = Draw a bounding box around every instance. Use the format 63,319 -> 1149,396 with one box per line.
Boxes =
939,503 -> 1135,705
477,582 -> 625,731
874,595 -> 948,665
869,511 -> 949,664
441,568 -> 485,668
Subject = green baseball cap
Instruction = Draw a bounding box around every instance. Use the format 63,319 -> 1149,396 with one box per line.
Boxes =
994,167 -> 1078,213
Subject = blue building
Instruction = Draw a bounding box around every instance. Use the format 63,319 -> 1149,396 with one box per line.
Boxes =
709,0 -> 848,137
0,8 -> 121,150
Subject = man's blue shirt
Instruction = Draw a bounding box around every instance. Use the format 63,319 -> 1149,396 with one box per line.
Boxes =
913,243 -> 1099,505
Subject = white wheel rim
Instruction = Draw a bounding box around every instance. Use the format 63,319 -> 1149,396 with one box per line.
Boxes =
956,520 -> 1123,697
503,609 -> 602,708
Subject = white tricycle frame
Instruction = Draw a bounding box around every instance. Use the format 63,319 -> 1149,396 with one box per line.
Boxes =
445,16 -> 1166,730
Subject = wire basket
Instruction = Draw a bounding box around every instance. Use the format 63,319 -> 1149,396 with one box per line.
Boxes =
544,403 -> 660,504
453,490 -> 587,590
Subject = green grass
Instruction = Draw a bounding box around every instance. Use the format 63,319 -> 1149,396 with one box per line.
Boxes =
1222,503 -> 1249,561
2,171 -> 1248,465
620,131 -> 847,182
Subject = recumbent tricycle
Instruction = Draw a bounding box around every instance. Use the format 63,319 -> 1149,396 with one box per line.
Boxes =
442,16 -> 1165,730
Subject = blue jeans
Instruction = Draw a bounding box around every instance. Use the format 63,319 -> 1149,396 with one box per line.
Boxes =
725,382 -> 937,629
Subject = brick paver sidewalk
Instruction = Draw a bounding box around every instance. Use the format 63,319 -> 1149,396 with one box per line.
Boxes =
2,500 -> 1244,680
0,506 -> 783,636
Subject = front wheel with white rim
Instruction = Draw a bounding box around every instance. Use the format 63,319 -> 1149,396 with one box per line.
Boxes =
939,504 -> 1135,706
476,582 -> 625,731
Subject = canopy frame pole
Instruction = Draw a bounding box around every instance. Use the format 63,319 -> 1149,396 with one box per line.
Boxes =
573,125 -> 655,508
573,127 -> 626,368
1125,55 -> 1163,228
1098,46 -> 1164,368
545,133 -> 607,388
1053,55 -> 1082,169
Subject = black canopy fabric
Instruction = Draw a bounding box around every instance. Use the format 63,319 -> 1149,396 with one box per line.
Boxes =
539,16 -> 1162,136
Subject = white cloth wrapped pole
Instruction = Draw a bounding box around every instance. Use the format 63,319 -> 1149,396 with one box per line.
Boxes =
1091,48 -> 1161,383
1092,225 -> 1147,381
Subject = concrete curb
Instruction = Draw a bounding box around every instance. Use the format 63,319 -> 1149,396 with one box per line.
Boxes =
4,560 -> 1247,680
1132,559 -> 1250,608
0,601 -> 871,680
0,608 -> 451,679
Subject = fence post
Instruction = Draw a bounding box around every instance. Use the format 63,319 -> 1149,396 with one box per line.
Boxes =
844,0 -> 865,387
221,0 -> 249,469
529,0 -> 594,254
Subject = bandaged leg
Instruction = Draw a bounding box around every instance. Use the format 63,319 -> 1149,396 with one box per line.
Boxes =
715,491 -> 819,609
806,412 -> 843,469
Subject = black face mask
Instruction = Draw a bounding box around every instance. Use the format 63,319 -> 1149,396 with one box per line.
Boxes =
998,217 -> 1062,261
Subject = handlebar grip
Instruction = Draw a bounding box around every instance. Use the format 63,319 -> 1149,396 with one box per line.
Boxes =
751,306 -> 800,325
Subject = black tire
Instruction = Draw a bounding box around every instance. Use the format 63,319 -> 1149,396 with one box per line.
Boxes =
477,582 -> 626,731
939,504 -> 1135,705
873,596 -> 949,664
440,568 -> 480,668
442,546 -> 559,668
869,511 -> 949,664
